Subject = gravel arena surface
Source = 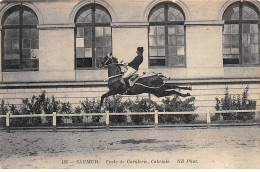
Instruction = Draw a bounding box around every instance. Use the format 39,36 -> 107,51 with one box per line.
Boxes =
0,126 -> 259,169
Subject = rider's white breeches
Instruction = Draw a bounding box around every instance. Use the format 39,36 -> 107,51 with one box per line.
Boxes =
123,66 -> 137,78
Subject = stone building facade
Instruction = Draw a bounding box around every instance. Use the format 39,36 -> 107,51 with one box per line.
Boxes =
0,0 -> 259,116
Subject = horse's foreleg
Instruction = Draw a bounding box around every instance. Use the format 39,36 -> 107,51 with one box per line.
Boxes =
100,89 -> 117,106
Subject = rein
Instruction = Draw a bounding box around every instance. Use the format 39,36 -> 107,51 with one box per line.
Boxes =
108,73 -> 123,80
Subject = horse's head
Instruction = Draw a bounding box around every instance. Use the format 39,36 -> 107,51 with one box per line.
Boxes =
100,52 -> 118,68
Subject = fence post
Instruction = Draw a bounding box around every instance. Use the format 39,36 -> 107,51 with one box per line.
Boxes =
106,111 -> 109,131
6,112 -> 10,133
53,112 -> 57,132
155,110 -> 158,129
207,109 -> 211,128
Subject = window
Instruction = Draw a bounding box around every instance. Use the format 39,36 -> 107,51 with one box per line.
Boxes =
223,2 -> 260,66
148,2 -> 185,67
75,4 -> 112,69
2,5 -> 39,72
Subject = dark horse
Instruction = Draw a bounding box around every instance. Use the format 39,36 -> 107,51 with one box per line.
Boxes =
100,53 -> 191,105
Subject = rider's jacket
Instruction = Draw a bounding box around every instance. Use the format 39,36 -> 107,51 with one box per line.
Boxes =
128,54 -> 143,70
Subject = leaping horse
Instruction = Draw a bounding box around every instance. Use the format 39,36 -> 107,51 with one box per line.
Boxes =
100,53 -> 192,105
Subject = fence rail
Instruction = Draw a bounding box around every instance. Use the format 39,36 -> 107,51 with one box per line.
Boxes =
0,109 -> 259,133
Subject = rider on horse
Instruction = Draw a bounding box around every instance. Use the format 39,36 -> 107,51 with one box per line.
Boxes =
121,47 -> 144,90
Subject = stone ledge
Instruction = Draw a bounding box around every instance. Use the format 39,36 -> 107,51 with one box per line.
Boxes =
37,24 -> 75,30
185,20 -> 224,26
1,77 -> 259,89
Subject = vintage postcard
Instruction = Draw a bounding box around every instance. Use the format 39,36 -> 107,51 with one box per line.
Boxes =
0,0 -> 259,169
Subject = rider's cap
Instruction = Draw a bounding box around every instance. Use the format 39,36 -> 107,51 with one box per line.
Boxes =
137,47 -> 144,53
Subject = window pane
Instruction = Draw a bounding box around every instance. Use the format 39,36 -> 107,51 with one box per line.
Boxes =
169,56 -> 185,67
168,6 -> 184,21
223,45 -> 231,54
223,25 -> 231,34
223,3 -> 239,20
31,29 -> 39,40
76,7 -> 92,23
149,47 -> 157,56
149,26 -> 157,36
150,59 -> 165,66
149,36 -> 157,46
168,26 -> 176,35
157,36 -> 165,46
12,39 -> 19,49
250,44 -> 258,53
76,48 -> 85,58
177,36 -> 184,45
95,27 -> 103,37
250,24 -> 258,34
231,24 -> 239,34
177,46 -> 185,55
95,37 -> 104,47
84,37 -> 92,48
85,48 -> 92,57
223,35 -> 231,45
158,48 -> 165,56
22,39 -> 31,49
242,4 -> 259,20
23,49 -> 31,59
4,11 -> 20,25
95,6 -> 111,23
22,10 -> 38,25
149,4 -> 165,22
104,27 -> 111,36
4,59 -> 20,70
77,58 -> 92,68
4,40 -> 12,50
31,39 -> 39,49
168,36 -> 176,46
22,29 -> 31,39
76,38 -> 84,47
157,26 -> 165,36
168,46 -> 177,56
76,27 -> 84,38
105,37 -> 111,46
176,25 -> 184,35
250,34 -> 258,44
242,24 -> 250,33
231,35 -> 239,45
223,58 -> 239,64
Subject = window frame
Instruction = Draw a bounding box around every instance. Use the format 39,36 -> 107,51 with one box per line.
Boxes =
1,5 -> 39,72
223,1 -> 260,67
74,3 -> 112,70
148,2 -> 186,68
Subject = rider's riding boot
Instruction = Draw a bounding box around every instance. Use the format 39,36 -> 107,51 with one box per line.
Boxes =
124,78 -> 130,88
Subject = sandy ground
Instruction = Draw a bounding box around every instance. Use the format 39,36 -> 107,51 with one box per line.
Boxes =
0,126 -> 259,169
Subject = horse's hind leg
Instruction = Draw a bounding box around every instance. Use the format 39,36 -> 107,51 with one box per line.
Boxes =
165,84 -> 192,90
163,90 -> 191,97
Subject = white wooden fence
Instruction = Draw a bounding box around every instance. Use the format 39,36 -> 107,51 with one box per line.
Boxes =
0,109 -> 259,133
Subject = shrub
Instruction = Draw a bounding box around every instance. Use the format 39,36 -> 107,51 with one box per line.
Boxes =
160,96 -> 198,124
129,98 -> 160,124
71,106 -> 83,123
0,100 -> 8,126
103,95 -> 127,123
81,99 -> 101,122
214,86 -> 257,121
